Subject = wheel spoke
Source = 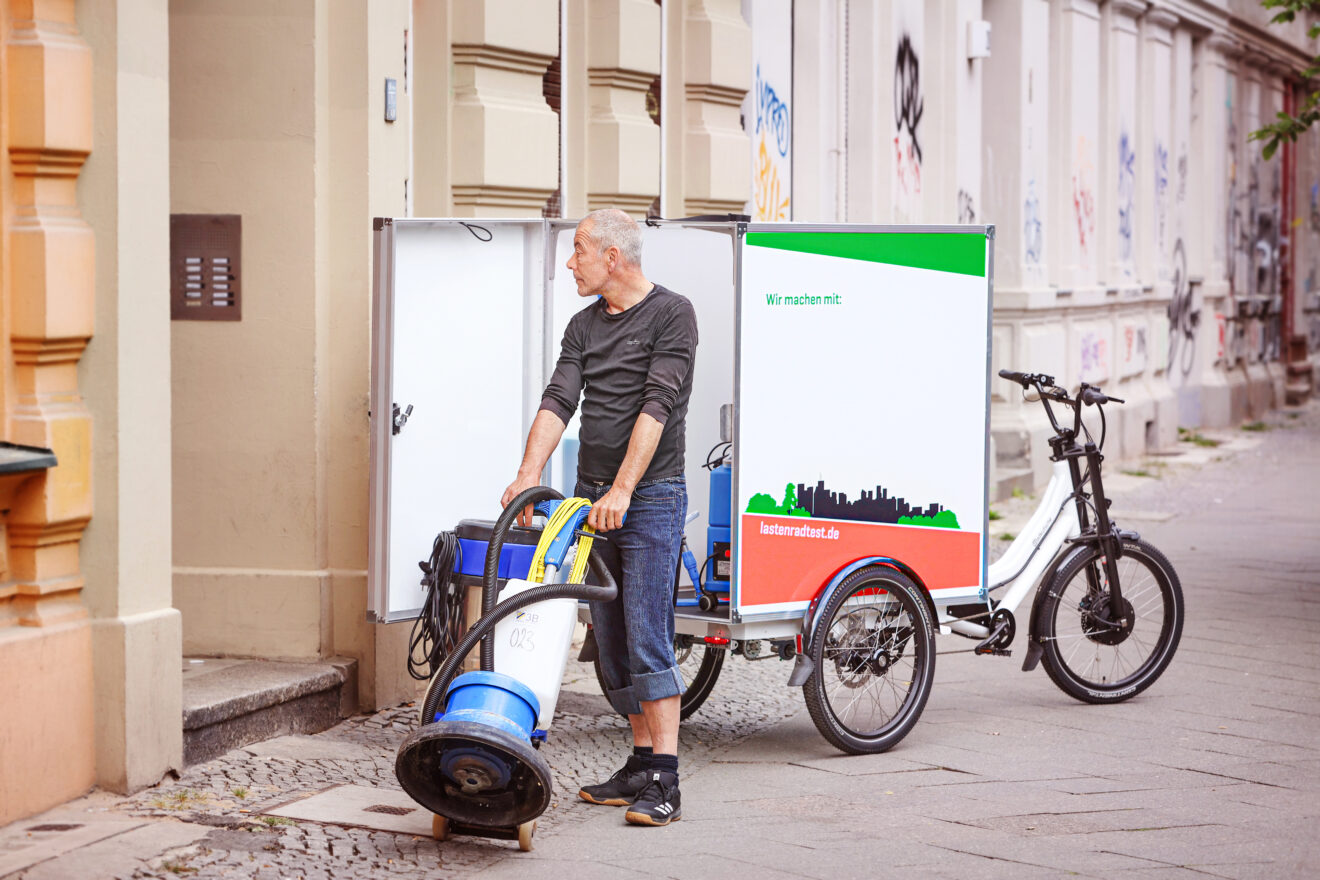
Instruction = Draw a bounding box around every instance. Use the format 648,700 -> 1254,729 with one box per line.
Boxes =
1040,542 -> 1181,697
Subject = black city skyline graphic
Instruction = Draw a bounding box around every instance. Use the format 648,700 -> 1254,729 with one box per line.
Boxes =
747,479 -> 960,529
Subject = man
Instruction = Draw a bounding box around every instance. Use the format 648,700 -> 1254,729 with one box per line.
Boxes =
501,208 -> 697,827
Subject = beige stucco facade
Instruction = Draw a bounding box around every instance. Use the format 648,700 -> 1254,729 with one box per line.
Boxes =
5,0 -> 1317,829
164,0 -> 754,724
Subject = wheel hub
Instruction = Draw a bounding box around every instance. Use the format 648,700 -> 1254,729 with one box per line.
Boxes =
829,617 -> 910,685
1078,593 -> 1135,646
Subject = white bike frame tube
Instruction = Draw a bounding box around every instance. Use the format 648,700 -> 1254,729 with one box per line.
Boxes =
986,459 -> 1082,617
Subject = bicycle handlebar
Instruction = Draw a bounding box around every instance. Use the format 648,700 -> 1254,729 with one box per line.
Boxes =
998,368 -> 1124,441
998,368 -> 1054,388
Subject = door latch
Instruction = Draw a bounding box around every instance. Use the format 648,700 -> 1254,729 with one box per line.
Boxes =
392,403 -> 413,435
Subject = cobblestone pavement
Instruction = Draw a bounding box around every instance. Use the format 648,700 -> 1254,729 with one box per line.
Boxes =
97,652 -> 805,879
6,401 -> 1319,879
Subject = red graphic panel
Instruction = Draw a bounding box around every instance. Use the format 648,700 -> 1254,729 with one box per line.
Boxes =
739,514 -> 982,607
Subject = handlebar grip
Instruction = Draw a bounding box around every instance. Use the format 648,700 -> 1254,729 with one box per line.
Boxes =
1081,387 -> 1109,406
998,369 -> 1030,386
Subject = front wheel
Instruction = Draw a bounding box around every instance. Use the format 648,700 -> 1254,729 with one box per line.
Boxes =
1036,538 -> 1183,703
803,566 -> 936,754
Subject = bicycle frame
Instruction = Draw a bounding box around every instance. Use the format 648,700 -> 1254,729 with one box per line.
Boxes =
944,458 -> 1082,640
944,377 -> 1131,645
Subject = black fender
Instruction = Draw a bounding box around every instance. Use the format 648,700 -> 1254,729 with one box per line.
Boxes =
1021,542 -> 1088,671
1020,528 -> 1141,671
789,556 -> 937,687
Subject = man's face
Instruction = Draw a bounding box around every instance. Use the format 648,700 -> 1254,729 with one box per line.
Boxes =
567,222 -> 611,297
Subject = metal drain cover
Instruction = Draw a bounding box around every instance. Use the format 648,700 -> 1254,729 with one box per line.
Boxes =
265,785 -> 433,836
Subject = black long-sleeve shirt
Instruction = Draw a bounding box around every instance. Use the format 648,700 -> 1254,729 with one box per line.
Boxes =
539,285 -> 698,483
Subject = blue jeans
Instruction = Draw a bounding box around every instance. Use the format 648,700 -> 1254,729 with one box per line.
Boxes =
576,476 -> 687,716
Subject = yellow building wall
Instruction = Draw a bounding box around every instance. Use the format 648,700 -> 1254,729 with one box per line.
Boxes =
0,0 -> 97,825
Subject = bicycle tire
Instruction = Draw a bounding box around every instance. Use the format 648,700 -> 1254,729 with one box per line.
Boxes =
802,566 -> 936,755
593,636 -> 725,721
1036,538 -> 1183,704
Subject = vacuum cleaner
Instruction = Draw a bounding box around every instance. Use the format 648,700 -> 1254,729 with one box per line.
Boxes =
394,486 -> 617,851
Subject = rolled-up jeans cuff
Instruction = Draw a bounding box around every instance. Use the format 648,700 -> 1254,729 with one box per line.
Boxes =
606,684 -> 642,717
633,666 -> 685,703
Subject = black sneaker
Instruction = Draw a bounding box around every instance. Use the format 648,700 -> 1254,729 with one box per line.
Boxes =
624,771 -> 681,826
578,755 -> 649,806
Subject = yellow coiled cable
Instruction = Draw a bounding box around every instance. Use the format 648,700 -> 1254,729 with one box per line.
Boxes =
526,497 -> 596,585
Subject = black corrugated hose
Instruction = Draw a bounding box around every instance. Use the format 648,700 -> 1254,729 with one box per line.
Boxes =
420,486 -> 618,725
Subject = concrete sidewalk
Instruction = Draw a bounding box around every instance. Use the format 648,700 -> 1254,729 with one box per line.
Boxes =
3,404 -> 1318,879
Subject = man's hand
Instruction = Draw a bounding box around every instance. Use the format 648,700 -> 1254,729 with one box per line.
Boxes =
588,485 -> 631,532
501,475 -> 543,527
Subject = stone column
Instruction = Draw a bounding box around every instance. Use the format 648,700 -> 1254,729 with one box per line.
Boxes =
1137,9 -> 1175,288
586,0 -> 659,215
1196,33 -> 1240,425
1099,0 -> 1144,292
0,0 -> 97,822
1048,0 -> 1103,293
983,0 -> 1059,493
1132,7 -> 1179,452
449,0 -> 559,216
76,0 -> 181,794
682,0 -> 750,215
1162,17 -> 1208,425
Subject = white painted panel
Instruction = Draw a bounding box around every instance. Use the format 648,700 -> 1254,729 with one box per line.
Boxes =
383,221 -> 536,619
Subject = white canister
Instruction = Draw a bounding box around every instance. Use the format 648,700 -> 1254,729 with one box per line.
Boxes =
492,577 -> 579,729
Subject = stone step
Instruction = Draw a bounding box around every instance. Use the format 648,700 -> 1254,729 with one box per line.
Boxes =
991,466 -> 1034,502
181,657 -> 358,767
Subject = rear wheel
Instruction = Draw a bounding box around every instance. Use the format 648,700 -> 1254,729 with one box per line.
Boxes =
593,634 -> 724,720
803,567 -> 936,754
1036,538 -> 1183,703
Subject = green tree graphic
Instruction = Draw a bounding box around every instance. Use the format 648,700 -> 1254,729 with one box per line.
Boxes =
898,510 -> 961,529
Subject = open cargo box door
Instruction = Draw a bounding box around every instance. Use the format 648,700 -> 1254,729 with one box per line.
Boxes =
731,225 -> 993,620
369,218 -> 738,622
368,219 -> 547,622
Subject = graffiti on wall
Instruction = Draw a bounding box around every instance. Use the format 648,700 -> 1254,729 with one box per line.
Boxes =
1080,330 -> 1108,383
1167,239 -> 1198,376
1117,130 -> 1136,273
957,189 -> 976,224
753,64 -> 791,221
894,33 -> 924,217
1072,137 -> 1096,264
1223,75 -> 1285,365
1024,177 -> 1043,266
1154,141 -> 1170,256
1120,322 -> 1148,376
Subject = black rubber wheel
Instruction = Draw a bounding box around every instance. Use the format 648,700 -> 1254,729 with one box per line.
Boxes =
1036,538 -> 1183,704
593,634 -> 724,721
803,566 -> 936,755
395,719 -> 552,828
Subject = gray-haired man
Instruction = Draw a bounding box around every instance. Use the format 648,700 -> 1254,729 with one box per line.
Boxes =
502,208 -> 698,826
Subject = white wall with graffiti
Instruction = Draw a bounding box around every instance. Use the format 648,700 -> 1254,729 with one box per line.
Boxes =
778,0 -> 1317,497
745,0 -> 793,222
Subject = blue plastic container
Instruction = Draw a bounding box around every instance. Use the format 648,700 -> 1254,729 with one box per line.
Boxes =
709,464 -> 732,527
454,520 -> 539,580
439,670 -> 541,738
